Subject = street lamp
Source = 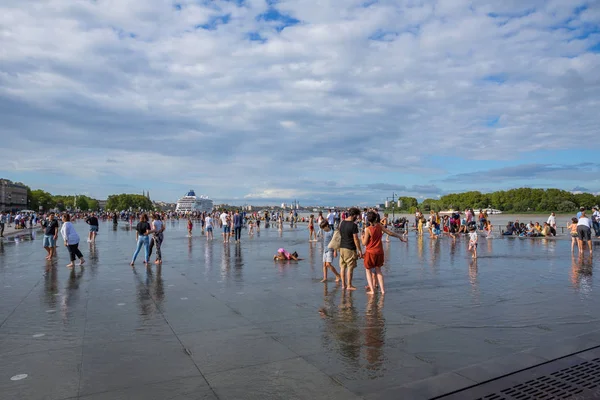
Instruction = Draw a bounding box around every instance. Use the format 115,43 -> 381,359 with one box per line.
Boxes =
386,192 -> 398,224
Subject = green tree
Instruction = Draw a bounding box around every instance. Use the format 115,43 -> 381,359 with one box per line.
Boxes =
76,196 -> 89,211
30,190 -> 55,212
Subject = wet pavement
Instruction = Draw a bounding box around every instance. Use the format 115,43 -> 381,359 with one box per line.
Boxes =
1,221 -> 600,400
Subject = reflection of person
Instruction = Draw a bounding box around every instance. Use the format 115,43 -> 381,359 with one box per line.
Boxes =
364,295 -> 385,370
60,214 -> 85,268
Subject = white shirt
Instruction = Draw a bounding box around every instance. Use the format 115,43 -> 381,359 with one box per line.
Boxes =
469,232 -> 478,242
205,216 -> 213,228
327,213 -> 335,225
547,215 -> 556,226
60,221 -> 80,245
577,217 -> 591,228
219,213 -> 229,225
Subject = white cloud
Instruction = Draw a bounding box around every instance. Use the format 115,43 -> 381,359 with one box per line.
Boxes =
0,0 -> 599,204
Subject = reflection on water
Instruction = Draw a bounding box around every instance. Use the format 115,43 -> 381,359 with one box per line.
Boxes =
234,244 -> 243,282
43,265 -> 59,307
364,295 -> 385,371
320,286 -> 388,375
88,242 -> 99,276
221,244 -> 231,280
571,255 -> 593,296
336,291 -> 360,366
417,234 -> 424,262
469,259 -> 480,302
60,266 -> 84,322
429,238 -> 440,270
204,242 -> 213,275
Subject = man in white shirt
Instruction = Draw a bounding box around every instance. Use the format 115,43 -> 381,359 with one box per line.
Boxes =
547,212 -> 556,228
327,210 -> 335,229
546,212 -> 557,236
219,211 -> 230,243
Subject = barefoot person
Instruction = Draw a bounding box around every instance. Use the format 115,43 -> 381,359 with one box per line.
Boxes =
308,214 -> 316,241
131,213 -> 151,267
568,217 -> 579,253
148,213 -> 165,265
60,214 -> 85,268
85,212 -> 99,243
205,213 -> 214,241
468,226 -> 478,259
362,211 -> 406,295
577,212 -> 593,255
338,207 -> 363,291
42,212 -> 59,260
320,221 -> 341,282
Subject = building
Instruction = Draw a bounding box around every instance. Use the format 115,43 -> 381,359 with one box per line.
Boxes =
0,179 -> 28,212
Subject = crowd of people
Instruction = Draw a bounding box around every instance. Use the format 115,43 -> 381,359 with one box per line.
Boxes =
4,203 -> 599,281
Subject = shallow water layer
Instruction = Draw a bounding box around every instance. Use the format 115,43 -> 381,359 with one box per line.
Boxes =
0,221 -> 599,400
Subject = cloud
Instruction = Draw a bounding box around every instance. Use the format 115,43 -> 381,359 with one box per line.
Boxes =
444,163 -> 600,184
0,0 -> 599,204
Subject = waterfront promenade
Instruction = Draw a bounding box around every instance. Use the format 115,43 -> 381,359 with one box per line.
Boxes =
1,221 -> 600,399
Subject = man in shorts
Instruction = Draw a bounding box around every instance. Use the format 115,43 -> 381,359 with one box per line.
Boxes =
220,210 -> 230,243
85,212 -> 99,243
338,207 -> 363,290
42,212 -> 59,260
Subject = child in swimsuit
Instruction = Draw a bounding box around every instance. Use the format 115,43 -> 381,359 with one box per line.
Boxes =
273,248 -> 302,261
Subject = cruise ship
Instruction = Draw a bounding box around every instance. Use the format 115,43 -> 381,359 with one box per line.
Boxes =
175,190 -> 214,213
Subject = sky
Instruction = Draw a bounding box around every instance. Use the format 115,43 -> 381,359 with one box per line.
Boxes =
1,0 -> 599,206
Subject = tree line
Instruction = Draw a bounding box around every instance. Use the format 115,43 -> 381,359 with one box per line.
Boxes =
385,188 -> 600,213
27,188 -> 153,212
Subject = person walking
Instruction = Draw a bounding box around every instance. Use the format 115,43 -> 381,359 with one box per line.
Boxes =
338,208 -> 363,291
60,214 -> 85,268
219,210 -> 230,243
233,210 -> 243,243
130,213 -> 151,267
85,212 -> 99,243
205,213 -> 214,241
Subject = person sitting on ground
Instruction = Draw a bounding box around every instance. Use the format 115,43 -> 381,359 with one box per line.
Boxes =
503,222 -> 515,235
273,248 -> 302,261
541,222 -> 552,237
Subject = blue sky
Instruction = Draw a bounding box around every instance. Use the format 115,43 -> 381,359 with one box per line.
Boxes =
1,0 -> 599,206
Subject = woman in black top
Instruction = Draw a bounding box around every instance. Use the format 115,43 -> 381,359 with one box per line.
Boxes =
130,213 -> 151,267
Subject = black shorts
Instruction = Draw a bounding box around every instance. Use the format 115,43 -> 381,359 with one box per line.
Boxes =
577,225 -> 592,241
